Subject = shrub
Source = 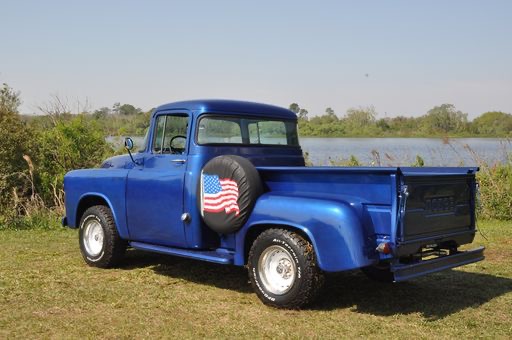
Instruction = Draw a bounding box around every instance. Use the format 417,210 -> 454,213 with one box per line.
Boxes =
328,155 -> 361,166
412,155 -> 425,167
35,115 -> 112,209
0,84 -> 35,220
0,209 -> 61,231
477,162 -> 512,220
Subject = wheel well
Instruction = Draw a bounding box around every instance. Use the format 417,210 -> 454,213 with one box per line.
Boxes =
244,224 -> 312,264
76,195 -> 109,227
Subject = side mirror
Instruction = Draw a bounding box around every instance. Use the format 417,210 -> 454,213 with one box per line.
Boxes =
124,137 -> 139,165
124,137 -> 134,151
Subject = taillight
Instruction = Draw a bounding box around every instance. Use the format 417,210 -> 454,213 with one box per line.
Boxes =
376,242 -> 392,254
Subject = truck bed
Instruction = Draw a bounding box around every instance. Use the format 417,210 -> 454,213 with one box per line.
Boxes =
256,166 -> 479,257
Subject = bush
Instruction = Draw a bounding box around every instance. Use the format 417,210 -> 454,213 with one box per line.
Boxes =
36,115 -> 112,208
477,162 -> 512,220
328,155 -> 361,166
0,84 -> 35,219
0,209 -> 61,231
412,155 -> 425,167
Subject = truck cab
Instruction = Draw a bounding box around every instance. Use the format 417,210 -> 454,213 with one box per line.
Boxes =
63,100 -> 484,309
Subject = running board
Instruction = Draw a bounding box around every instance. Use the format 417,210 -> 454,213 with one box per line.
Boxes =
129,242 -> 234,265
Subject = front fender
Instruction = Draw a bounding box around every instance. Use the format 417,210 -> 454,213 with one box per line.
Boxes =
75,193 -> 128,239
236,193 -> 375,272
64,169 -> 129,239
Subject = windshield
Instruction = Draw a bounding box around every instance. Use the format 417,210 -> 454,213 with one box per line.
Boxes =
197,116 -> 299,146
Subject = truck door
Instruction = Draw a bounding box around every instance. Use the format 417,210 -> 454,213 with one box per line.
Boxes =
126,112 -> 190,247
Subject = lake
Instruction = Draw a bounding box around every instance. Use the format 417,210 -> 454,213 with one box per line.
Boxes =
301,137 -> 511,166
113,136 -> 511,167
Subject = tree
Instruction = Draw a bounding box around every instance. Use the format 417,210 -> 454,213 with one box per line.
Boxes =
112,102 -> 121,115
0,83 -> 33,220
472,111 -> 512,136
0,83 -> 21,114
288,103 -> 309,121
344,106 -> 377,130
422,104 -> 468,134
298,108 -> 309,121
376,118 -> 390,131
93,107 -> 111,119
119,103 -> 140,115
325,107 -> 335,116
288,103 -> 300,114
36,94 -> 73,126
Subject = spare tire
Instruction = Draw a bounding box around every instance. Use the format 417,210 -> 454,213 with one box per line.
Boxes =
198,155 -> 263,234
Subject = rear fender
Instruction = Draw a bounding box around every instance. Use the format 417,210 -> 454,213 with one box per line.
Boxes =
236,193 -> 375,272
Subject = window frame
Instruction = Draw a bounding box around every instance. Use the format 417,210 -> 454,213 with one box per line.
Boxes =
151,113 -> 190,154
195,114 -> 299,147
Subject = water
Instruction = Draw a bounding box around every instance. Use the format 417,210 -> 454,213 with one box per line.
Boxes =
110,136 -> 511,167
301,137 -> 511,166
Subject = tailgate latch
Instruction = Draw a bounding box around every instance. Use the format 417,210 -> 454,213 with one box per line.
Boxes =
399,184 -> 409,214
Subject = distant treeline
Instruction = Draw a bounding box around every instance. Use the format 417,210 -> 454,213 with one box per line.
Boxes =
22,101 -> 512,138
291,103 -> 512,138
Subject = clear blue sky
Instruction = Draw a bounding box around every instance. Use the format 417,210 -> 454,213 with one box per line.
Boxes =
1,0 -> 511,118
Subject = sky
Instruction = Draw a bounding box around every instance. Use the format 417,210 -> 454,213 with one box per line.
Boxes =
1,0 -> 511,119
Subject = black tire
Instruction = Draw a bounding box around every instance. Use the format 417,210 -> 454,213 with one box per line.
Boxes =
248,229 -> 324,309
78,205 -> 127,268
199,155 -> 263,234
361,262 -> 395,283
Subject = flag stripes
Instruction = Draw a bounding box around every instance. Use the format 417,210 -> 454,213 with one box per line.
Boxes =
202,174 -> 240,216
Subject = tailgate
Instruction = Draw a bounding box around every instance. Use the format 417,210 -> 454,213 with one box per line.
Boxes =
396,167 -> 478,255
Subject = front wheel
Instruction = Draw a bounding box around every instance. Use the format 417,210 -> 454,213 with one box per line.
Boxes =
248,229 -> 324,309
79,205 -> 127,268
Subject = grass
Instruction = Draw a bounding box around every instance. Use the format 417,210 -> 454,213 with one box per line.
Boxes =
1,221 -> 511,339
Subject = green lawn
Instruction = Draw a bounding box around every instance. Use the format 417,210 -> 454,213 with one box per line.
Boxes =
1,220 -> 511,338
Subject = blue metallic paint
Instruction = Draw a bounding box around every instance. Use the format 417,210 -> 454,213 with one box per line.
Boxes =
64,169 -> 130,239
124,110 -> 191,247
233,167 -> 400,271
155,99 -> 296,120
236,193 -> 375,272
126,153 -> 187,247
130,241 -> 234,265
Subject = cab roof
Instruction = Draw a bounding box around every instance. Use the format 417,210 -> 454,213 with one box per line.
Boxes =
154,99 -> 297,120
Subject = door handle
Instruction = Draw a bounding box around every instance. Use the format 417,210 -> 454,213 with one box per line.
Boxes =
171,159 -> 186,164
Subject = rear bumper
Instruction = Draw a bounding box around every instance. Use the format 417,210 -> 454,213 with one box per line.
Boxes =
61,216 -> 68,227
391,246 -> 485,282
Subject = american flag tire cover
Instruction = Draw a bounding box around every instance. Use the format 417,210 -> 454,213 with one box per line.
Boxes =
199,155 -> 263,234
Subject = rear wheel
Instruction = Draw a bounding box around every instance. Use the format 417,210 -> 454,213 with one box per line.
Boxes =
248,229 -> 324,309
79,205 -> 127,268
361,262 -> 395,283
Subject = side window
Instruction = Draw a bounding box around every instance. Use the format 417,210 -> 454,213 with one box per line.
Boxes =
248,120 -> 287,145
152,116 -> 166,153
152,114 -> 189,154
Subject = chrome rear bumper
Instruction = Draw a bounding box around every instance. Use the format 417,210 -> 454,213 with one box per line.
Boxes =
391,246 -> 485,282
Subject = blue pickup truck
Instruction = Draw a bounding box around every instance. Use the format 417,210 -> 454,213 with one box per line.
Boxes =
63,100 -> 484,308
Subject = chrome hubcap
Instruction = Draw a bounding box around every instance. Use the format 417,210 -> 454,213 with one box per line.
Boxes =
258,245 -> 297,295
83,219 -> 104,256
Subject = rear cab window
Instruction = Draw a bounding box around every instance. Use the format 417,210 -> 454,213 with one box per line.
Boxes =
197,116 -> 299,147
